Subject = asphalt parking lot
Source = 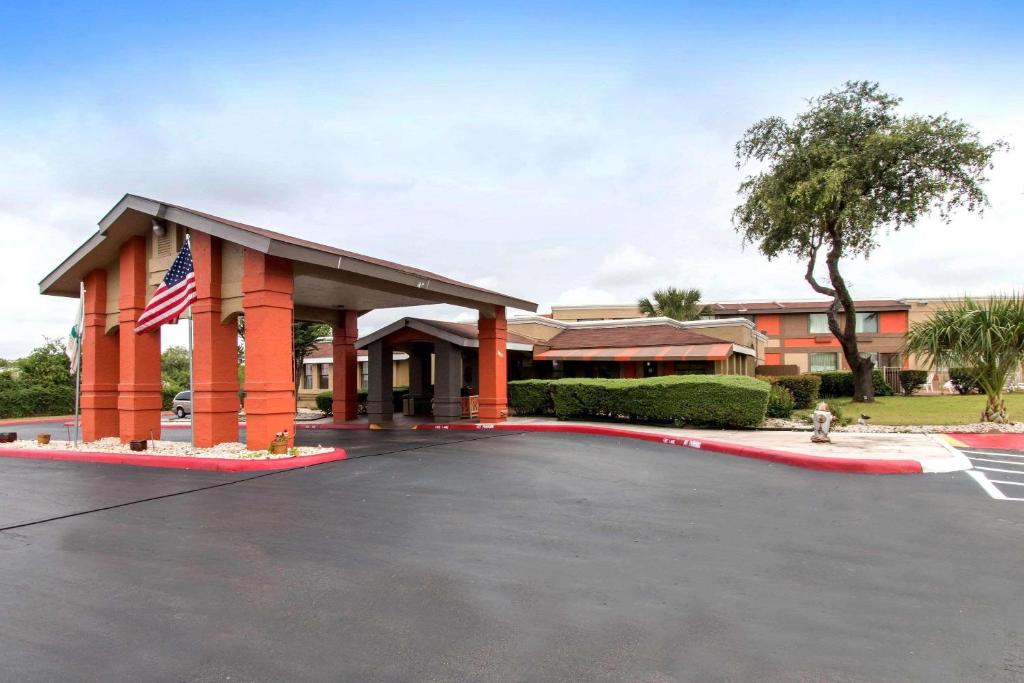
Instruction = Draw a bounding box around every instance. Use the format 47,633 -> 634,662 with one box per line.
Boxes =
2,426 -> 1024,681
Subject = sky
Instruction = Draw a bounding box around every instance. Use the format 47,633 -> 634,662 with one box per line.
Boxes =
0,1 -> 1021,358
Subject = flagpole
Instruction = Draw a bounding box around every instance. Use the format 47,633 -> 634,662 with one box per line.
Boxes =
186,232 -> 195,449
73,281 -> 84,448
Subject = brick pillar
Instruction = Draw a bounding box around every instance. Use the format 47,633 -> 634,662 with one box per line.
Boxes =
191,232 -> 240,447
331,310 -> 359,422
242,250 -> 294,450
80,269 -> 119,441
478,306 -> 508,423
118,236 -> 162,442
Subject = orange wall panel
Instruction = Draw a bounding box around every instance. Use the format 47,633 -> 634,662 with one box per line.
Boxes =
879,311 -> 908,334
764,353 -> 782,366
755,314 -> 781,336
783,337 -> 841,348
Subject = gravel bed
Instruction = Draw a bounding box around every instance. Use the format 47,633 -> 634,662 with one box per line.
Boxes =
0,437 -> 333,460
762,418 -> 1024,434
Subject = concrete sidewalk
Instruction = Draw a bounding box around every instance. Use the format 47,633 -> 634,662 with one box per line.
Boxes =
423,417 -> 972,474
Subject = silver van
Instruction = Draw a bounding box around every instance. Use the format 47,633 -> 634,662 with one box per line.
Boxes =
171,391 -> 191,418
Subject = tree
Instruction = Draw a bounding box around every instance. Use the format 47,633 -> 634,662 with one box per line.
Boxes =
16,338 -> 73,388
734,81 -> 1005,402
638,287 -> 708,321
236,317 -> 331,394
161,346 -> 191,390
906,296 -> 1024,423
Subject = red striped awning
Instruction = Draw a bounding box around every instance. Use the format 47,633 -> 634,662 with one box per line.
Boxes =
533,343 -> 733,362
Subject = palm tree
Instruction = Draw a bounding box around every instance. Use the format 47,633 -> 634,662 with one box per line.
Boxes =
906,295 -> 1024,423
637,287 -> 708,321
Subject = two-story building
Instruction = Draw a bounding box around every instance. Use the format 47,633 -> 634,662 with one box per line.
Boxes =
551,300 -> 913,374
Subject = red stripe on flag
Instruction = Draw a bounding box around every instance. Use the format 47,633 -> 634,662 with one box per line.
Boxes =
135,282 -> 197,329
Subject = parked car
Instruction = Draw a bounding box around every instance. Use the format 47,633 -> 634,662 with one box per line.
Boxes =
171,391 -> 191,418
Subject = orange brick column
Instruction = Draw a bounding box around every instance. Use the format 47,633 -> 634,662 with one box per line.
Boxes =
118,236 -> 162,442
331,310 -> 359,422
80,269 -> 119,441
478,306 -> 508,423
191,232 -> 240,447
242,250 -> 295,450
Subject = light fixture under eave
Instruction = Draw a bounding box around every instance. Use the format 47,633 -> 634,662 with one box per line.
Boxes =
152,218 -> 166,238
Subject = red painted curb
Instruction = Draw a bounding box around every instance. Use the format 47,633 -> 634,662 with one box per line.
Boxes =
296,422 -> 371,430
0,415 -> 76,426
413,423 -> 923,474
0,447 -> 347,472
945,433 -> 1024,450
61,421 -> 368,431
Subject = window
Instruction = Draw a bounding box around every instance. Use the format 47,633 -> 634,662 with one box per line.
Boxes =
809,352 -> 839,372
860,352 -> 879,368
808,313 -> 829,334
360,361 -> 369,389
318,363 -> 331,389
302,364 -> 313,390
856,312 -> 879,333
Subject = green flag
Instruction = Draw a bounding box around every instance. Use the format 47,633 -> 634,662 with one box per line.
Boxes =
68,294 -> 84,376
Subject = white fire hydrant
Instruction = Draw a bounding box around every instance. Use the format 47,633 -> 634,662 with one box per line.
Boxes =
811,401 -> 833,443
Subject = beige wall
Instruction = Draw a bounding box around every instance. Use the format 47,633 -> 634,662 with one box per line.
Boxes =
297,357 -> 411,409
551,306 -> 641,321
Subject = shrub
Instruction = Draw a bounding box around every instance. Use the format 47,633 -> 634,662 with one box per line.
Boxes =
316,391 -> 333,414
508,380 -> 555,415
772,374 -> 821,409
805,400 -> 852,427
898,370 -> 929,396
0,385 -> 75,419
548,375 -> 770,428
766,385 -> 795,418
949,368 -> 979,395
755,364 -> 800,377
813,370 -> 892,398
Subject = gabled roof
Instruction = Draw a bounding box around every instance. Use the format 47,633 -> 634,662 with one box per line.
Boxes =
541,324 -> 727,350
40,194 -> 537,314
356,317 -> 535,351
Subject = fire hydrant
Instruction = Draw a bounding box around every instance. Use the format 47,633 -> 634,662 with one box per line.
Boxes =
811,401 -> 833,443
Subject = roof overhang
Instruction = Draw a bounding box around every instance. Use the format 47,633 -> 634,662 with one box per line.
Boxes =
534,342 -> 740,362
356,317 -> 533,352
40,194 -> 537,316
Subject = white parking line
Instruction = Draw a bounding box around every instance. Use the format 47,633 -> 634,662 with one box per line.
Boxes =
968,470 -> 1009,499
967,457 -> 1024,468
989,479 -> 1024,487
974,465 -> 1024,475
962,449 -> 1024,458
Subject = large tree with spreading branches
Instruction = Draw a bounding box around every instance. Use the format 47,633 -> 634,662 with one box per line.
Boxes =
734,81 -> 1005,402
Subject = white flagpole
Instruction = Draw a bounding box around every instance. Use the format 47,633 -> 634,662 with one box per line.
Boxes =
73,281 -> 84,448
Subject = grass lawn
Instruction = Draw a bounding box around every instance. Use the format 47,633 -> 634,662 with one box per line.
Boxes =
793,394 -> 1024,426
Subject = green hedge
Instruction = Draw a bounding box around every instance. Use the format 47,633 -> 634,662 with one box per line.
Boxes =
813,370 -> 893,398
0,385 -> 75,419
510,375 -> 769,427
949,368 -> 979,395
316,391 -> 333,414
766,384 -> 795,418
756,374 -> 821,409
898,370 -> 929,396
508,380 -> 556,416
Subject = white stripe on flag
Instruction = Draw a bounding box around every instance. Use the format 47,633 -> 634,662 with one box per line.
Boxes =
136,282 -> 196,328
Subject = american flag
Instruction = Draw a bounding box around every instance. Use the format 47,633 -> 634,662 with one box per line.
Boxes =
135,237 -> 197,334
